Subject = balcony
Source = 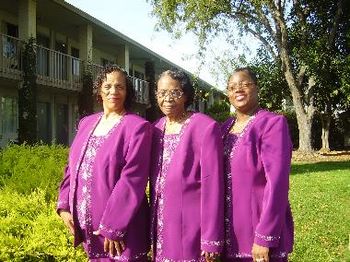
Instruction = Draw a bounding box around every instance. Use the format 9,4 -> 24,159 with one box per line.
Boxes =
91,63 -> 150,105
0,33 -> 82,90
0,34 -> 23,80
36,45 -> 82,91
0,34 -> 150,104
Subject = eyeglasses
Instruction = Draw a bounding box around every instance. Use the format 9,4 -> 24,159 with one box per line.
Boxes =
227,81 -> 255,92
156,89 -> 184,99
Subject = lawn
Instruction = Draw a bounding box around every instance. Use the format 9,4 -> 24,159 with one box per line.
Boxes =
289,161 -> 350,262
0,145 -> 349,261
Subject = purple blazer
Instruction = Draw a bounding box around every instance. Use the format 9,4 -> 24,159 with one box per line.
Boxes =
151,113 -> 225,261
57,112 -> 151,260
221,110 -> 294,259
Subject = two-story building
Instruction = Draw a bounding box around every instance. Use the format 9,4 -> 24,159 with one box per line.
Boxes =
0,0 -> 223,147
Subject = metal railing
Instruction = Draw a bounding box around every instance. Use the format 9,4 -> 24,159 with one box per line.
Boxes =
36,45 -> 82,91
0,34 -> 150,101
91,63 -> 150,105
0,34 -> 23,80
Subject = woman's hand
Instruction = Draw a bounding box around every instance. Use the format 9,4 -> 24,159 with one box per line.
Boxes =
93,230 -> 126,257
201,251 -> 219,262
252,243 -> 269,262
59,210 -> 75,235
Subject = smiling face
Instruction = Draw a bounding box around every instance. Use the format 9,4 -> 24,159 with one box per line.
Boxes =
227,71 -> 259,114
100,71 -> 127,114
156,74 -> 187,119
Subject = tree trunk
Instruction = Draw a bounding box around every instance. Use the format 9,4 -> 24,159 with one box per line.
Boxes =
320,113 -> 331,151
270,4 -> 315,152
281,54 -> 314,151
296,112 -> 313,151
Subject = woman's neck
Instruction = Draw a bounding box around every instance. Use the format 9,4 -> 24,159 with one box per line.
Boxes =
103,109 -> 126,120
236,105 -> 260,122
166,111 -> 188,124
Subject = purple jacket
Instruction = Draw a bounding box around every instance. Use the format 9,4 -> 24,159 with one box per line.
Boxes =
151,113 -> 225,261
221,110 -> 294,259
57,112 -> 151,260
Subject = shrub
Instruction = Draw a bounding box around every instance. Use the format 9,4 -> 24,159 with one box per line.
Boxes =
0,144 -> 68,201
205,101 -> 231,123
0,188 -> 86,261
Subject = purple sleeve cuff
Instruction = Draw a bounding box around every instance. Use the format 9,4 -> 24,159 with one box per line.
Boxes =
98,224 -> 126,241
56,200 -> 70,214
201,239 -> 224,253
254,232 -> 280,247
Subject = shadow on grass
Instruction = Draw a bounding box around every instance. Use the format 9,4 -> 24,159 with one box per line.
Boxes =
291,161 -> 350,175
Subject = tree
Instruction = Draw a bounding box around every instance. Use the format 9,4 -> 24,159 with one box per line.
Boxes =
78,61 -> 94,120
147,0 -> 347,151
18,37 -> 37,144
288,0 -> 350,150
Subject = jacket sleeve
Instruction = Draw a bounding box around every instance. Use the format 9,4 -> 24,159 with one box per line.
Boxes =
254,115 -> 292,247
56,165 -> 71,213
200,121 -> 225,252
56,116 -> 87,214
98,121 -> 152,241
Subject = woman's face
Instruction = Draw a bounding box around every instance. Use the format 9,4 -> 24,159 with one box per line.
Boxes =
227,71 -> 258,114
156,75 -> 187,118
100,71 -> 127,113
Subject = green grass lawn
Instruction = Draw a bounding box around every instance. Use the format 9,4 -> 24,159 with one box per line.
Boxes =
289,161 -> 350,262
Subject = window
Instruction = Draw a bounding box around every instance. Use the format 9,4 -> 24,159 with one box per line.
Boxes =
55,41 -> 68,80
71,47 -> 80,76
0,97 -> 18,135
3,23 -> 19,66
134,70 -> 145,80
101,58 -> 114,66
37,34 -> 50,76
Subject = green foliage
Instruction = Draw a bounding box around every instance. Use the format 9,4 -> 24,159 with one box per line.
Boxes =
205,101 -> 231,123
0,144 -> 68,201
0,189 -> 86,261
0,145 -> 86,261
18,37 -> 37,144
78,61 -> 94,120
148,0 -> 350,152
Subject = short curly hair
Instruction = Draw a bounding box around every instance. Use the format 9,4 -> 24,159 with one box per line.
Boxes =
156,69 -> 194,108
93,64 -> 135,110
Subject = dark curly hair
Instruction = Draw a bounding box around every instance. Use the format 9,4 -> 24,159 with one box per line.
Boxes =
93,64 -> 135,110
156,69 -> 194,108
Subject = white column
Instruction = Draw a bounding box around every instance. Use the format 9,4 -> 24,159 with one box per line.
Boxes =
18,0 -> 37,40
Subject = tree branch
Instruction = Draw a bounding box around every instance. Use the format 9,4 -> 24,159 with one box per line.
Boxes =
297,65 -> 306,87
328,0 -> 344,46
244,26 -> 278,60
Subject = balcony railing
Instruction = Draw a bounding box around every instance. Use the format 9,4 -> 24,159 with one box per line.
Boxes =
0,34 -> 149,103
91,63 -> 150,105
36,45 -> 82,91
0,34 -> 23,80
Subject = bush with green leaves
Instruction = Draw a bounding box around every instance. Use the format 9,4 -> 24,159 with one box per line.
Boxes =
205,101 -> 231,123
0,144 -> 86,261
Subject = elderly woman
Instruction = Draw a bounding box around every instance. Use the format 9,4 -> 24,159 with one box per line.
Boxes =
57,65 -> 151,261
150,69 -> 224,262
221,67 -> 294,262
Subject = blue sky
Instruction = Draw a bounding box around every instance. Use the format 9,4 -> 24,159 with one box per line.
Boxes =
65,0 -> 258,89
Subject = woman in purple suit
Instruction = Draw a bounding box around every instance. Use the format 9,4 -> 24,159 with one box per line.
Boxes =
57,65 -> 151,261
150,70 -> 224,262
221,67 -> 294,262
